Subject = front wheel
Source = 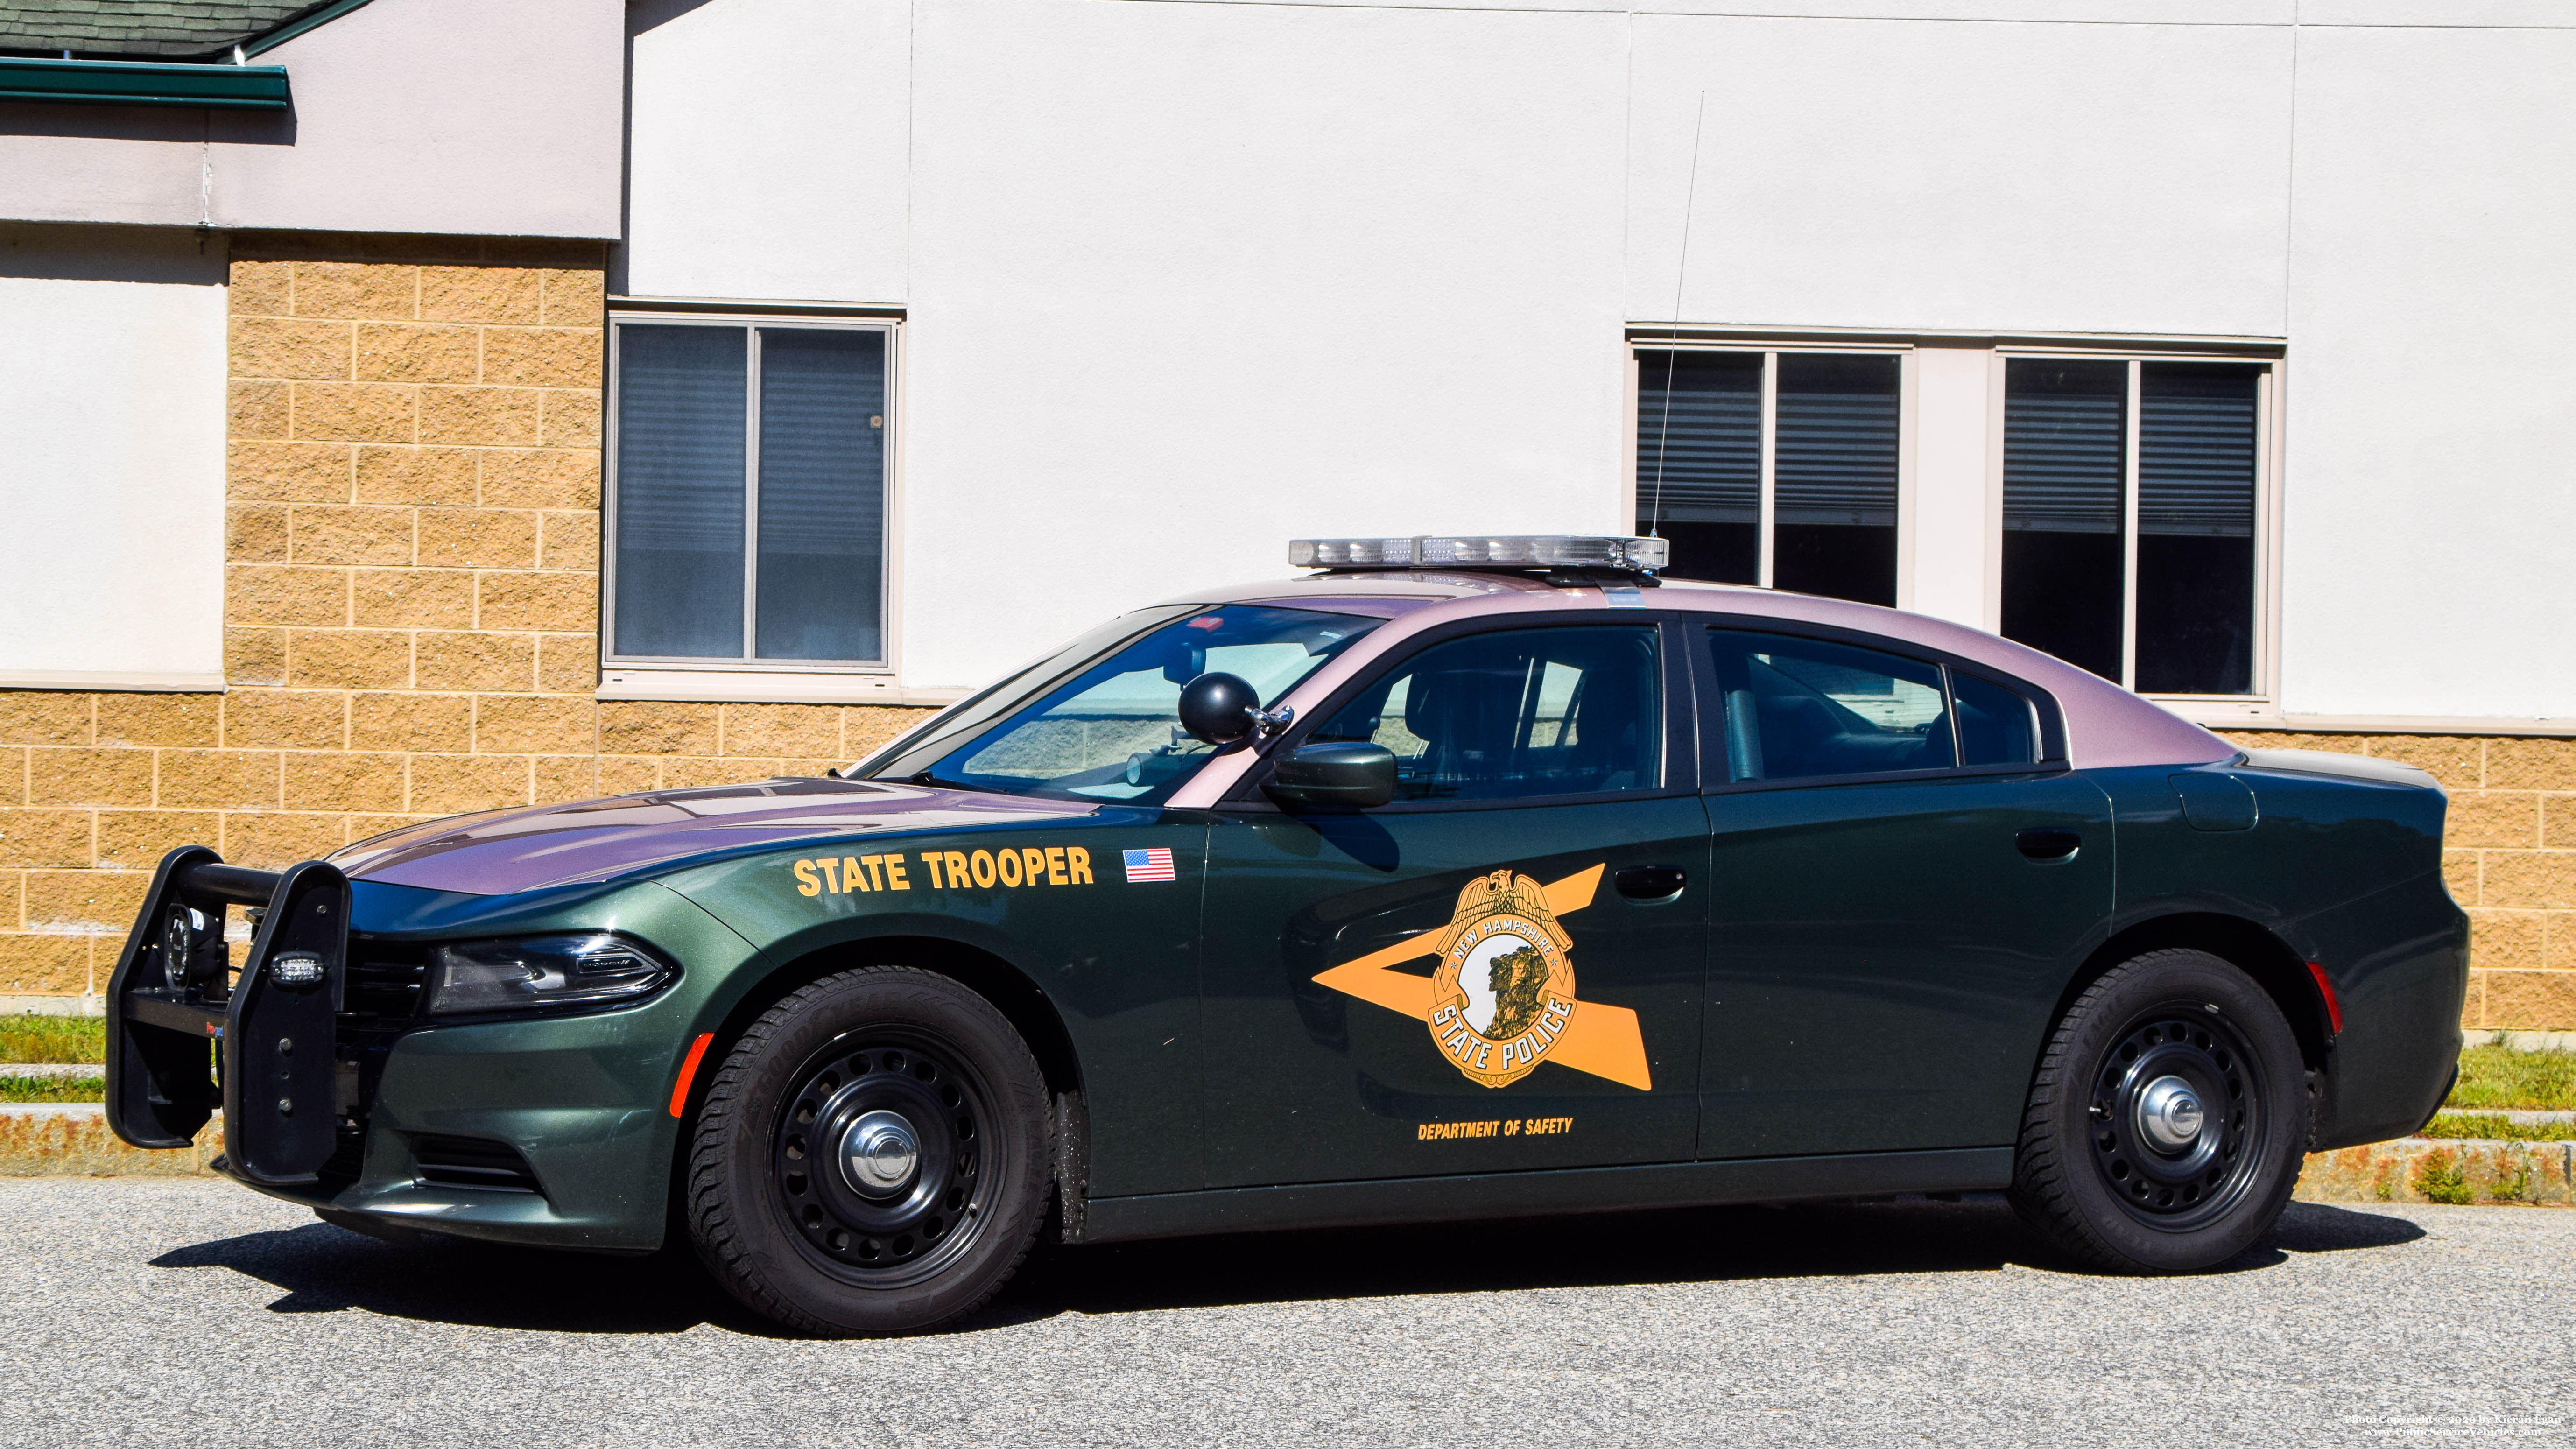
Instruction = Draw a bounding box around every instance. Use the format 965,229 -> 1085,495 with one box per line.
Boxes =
2009,949 -> 2309,1273
685,966 -> 1052,1335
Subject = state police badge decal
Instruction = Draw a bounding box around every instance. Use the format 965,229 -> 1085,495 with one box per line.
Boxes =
1309,861 -> 1652,1091
1426,870 -> 1577,1088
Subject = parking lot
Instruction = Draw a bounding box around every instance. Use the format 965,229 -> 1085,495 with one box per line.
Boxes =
0,1181 -> 2566,1447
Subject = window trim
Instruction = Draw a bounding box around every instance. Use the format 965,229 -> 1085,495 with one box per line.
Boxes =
1222,614 -> 1701,814
601,307 -> 904,677
1628,341 -> 1914,597
1690,617 -> 2071,796
1988,344 -> 2283,711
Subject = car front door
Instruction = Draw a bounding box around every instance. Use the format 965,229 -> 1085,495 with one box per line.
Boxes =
1692,625 -> 2115,1162
1197,617 -> 1710,1188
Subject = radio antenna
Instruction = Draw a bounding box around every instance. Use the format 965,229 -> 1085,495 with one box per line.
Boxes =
1647,90 -> 1709,541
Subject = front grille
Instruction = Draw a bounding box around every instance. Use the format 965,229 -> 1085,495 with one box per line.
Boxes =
410,1133 -> 542,1193
345,940 -> 429,1023
319,936 -> 430,1190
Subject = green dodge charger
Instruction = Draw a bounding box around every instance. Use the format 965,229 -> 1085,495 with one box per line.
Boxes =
107,535 -> 2467,1335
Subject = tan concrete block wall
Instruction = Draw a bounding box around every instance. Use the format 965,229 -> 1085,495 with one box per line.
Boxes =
2222,730 -> 2576,1032
0,235 -> 931,999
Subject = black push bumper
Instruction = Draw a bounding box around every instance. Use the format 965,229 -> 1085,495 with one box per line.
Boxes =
104,846 -> 352,1186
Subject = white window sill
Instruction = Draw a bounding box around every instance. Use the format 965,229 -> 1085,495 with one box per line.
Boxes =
2158,697 -> 2576,739
597,669 -> 967,707
0,670 -> 225,693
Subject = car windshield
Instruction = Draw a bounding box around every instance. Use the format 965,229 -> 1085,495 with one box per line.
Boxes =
860,605 -> 1383,803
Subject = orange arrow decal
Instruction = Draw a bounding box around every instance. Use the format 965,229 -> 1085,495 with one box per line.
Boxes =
1309,863 -> 1650,1091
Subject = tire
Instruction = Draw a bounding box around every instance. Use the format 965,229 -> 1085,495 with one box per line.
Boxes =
685,966 -> 1051,1335
2008,949 -> 2309,1273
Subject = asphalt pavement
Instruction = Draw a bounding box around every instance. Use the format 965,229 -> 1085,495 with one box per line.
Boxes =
0,1180 -> 2566,1447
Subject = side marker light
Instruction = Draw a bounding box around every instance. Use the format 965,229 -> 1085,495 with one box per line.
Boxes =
669,1032 -> 715,1119
2304,962 -> 2344,1035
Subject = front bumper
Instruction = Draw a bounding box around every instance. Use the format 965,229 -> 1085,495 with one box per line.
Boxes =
108,855 -> 762,1253
245,1005 -> 698,1253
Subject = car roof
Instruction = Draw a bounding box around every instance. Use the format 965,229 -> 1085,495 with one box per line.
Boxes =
1161,572 -> 2233,778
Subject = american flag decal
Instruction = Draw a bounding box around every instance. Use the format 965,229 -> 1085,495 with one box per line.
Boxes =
1121,847 -> 1177,883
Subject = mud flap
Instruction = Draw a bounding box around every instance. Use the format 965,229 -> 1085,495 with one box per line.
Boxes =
222,861 -> 351,1185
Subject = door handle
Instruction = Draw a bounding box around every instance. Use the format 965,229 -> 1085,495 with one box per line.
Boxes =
1615,865 -> 1688,900
2016,829 -> 2081,861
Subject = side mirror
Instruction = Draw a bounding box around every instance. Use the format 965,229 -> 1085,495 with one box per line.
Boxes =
1177,672 -> 1259,746
1263,742 -> 1397,809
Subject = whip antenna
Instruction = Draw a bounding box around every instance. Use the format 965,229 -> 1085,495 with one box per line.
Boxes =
1647,90 -> 1709,540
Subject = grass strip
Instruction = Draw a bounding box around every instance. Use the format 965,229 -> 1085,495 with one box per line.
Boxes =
0,1075 -> 106,1104
2444,1046 -> 2576,1111
2420,1112 -> 2576,1143
0,1015 -> 106,1066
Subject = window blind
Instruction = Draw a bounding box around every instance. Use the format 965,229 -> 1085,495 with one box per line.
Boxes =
1634,351 -> 1759,525
2002,359 -> 2126,534
1773,354 -> 1897,528
612,324 -> 747,659
2139,364 -> 2259,538
755,328 -> 887,661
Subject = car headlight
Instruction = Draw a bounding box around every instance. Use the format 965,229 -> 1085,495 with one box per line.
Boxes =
423,934 -> 677,1019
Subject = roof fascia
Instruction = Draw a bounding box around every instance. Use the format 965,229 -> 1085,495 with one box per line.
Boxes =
0,55 -> 289,108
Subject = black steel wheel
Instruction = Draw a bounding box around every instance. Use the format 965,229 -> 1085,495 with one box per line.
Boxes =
686,966 -> 1050,1335
2085,1009 -> 2264,1230
772,1033 -> 997,1285
2010,949 -> 2309,1273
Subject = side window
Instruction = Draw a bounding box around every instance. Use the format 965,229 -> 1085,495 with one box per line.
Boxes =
1706,630 -> 2045,782
1309,626 -> 1661,802
1952,672 -> 2041,767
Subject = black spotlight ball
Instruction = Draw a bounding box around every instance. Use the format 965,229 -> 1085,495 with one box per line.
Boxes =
1176,672 -> 1260,746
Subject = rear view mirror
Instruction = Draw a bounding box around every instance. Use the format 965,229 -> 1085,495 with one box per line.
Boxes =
1263,742 -> 1397,809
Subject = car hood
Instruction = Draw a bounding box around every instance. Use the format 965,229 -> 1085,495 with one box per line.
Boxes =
329,777 -> 1097,896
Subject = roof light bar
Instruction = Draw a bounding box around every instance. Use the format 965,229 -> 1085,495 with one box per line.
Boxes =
1290,535 -> 1669,572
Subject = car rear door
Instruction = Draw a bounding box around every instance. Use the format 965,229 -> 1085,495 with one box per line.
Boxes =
1692,624 -> 2115,1161
1195,615 -> 1710,1188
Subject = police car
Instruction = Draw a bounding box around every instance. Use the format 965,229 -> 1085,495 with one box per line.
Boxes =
106,535 -> 2466,1335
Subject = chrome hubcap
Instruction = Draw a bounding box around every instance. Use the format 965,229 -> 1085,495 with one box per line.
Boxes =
841,1109 -> 920,1197
2135,1075 -> 2205,1152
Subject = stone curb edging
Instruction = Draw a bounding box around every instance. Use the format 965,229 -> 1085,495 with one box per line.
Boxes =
0,1104 -> 222,1177
0,1064 -> 107,1082
2295,1137 -> 2575,1207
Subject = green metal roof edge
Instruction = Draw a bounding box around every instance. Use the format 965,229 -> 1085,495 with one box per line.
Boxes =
242,0 -> 379,58
0,55 -> 288,109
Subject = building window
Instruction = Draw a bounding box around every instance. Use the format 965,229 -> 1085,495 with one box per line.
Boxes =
2001,358 -> 2266,696
605,315 -> 894,669
1635,349 -> 1901,606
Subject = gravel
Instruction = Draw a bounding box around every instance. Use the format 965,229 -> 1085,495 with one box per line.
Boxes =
0,1180 -> 2568,1447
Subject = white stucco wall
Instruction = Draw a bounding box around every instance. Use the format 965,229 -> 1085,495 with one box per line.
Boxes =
624,0 -> 2576,720
1623,13 -> 2294,338
0,0 -> 623,238
625,0 -> 912,303
2278,20 -> 2576,721
0,226 -> 227,688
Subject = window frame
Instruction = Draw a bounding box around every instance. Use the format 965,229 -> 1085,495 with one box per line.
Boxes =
1989,345 -> 2281,711
601,307 -> 904,677
1628,341 -> 1916,598
1690,617 -> 2070,796
1225,614 -> 1701,813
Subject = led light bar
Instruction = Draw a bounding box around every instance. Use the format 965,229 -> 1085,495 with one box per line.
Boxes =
1289,535 -> 1670,572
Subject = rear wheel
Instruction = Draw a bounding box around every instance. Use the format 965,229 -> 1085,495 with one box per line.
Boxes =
686,967 -> 1050,1335
2009,949 -> 2308,1273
